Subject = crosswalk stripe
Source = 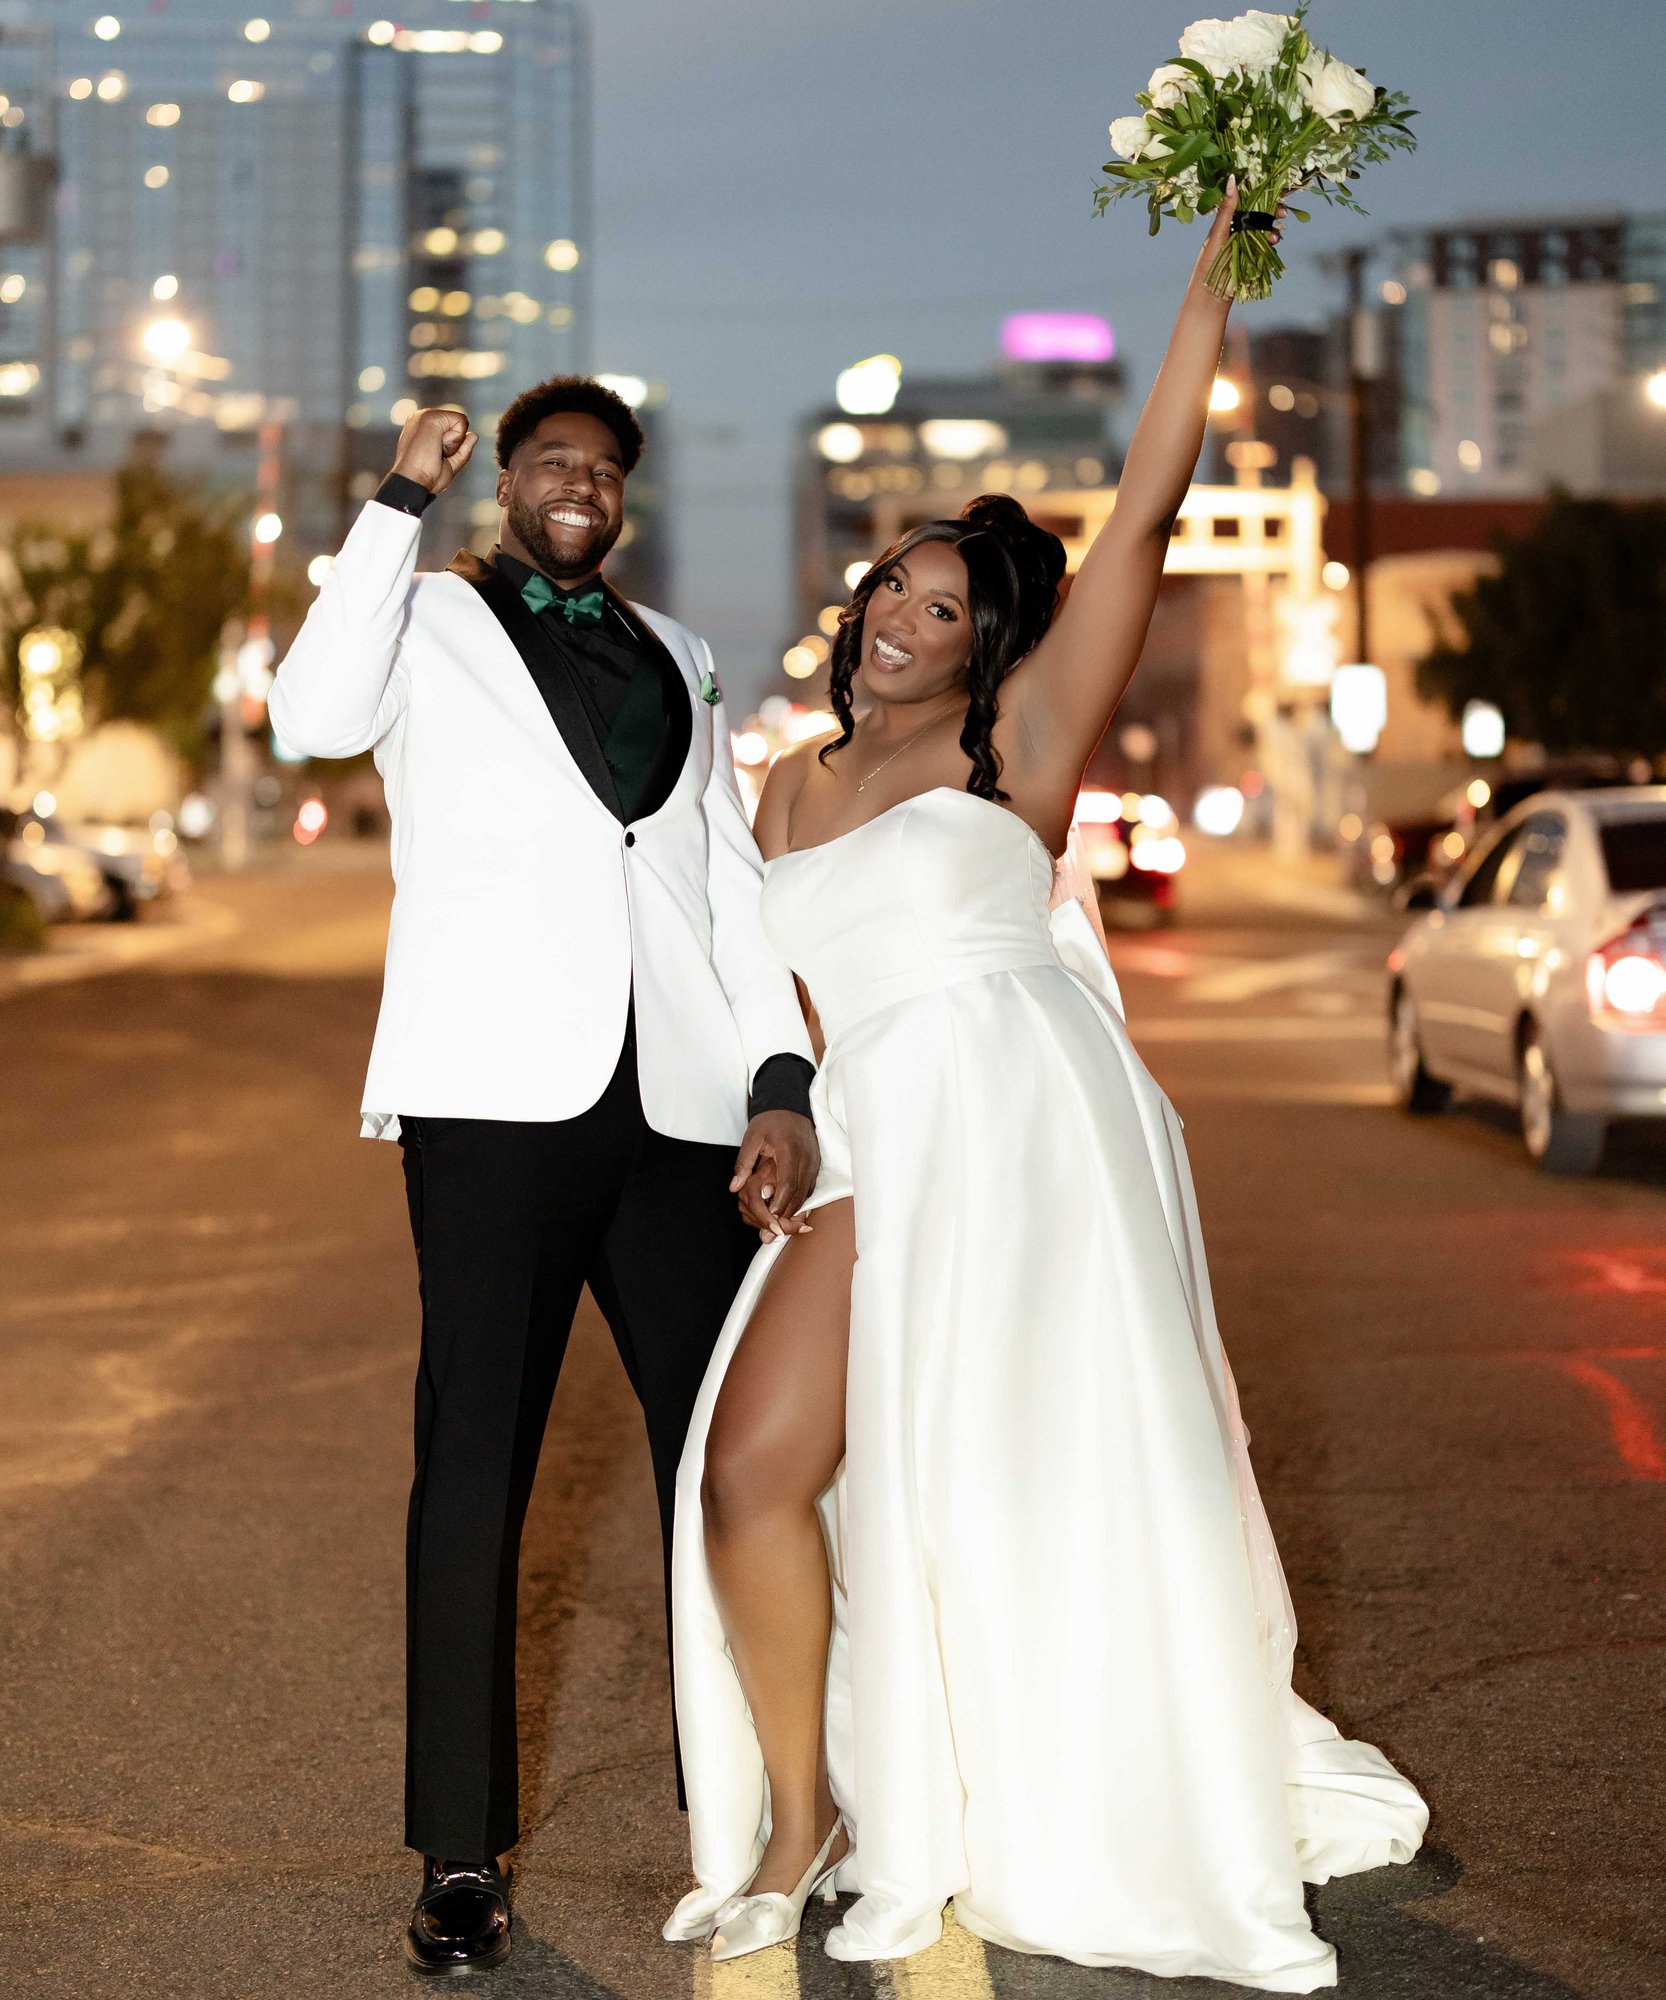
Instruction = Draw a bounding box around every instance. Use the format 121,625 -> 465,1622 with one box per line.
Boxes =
1182,948 -> 1367,1003
1132,1014 -> 1381,1041
891,1910 -> 996,1998
697,1944 -> 804,1999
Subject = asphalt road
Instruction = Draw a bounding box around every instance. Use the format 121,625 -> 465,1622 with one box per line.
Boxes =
2,846 -> 1663,2000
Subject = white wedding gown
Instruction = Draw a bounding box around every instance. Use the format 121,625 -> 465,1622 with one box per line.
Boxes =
665,786 -> 1426,1989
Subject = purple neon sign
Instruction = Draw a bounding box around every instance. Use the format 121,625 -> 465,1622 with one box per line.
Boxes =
1001,312 -> 1116,364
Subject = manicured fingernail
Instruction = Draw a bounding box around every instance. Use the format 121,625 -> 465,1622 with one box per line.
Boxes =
760,1186 -> 774,1203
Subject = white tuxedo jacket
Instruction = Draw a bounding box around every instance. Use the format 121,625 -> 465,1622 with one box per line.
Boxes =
269,500 -> 812,1142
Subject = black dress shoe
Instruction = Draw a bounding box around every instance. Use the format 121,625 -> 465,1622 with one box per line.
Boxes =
404,1856 -> 513,1974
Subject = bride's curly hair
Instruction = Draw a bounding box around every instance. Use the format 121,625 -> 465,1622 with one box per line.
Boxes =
821,495 -> 1066,801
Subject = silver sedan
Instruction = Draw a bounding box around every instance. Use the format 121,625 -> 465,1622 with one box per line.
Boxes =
1388,787 -> 1666,1173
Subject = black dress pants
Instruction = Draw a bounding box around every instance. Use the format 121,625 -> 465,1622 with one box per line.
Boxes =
397,1026 -> 754,1862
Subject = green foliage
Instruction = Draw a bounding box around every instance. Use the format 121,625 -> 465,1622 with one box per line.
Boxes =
0,443 -> 253,757
0,876 -> 46,954
1416,494 -> 1666,758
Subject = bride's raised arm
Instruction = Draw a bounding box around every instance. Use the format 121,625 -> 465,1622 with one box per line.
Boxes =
1003,178 -> 1250,787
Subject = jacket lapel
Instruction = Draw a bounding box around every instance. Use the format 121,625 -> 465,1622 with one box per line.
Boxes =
445,549 -> 622,819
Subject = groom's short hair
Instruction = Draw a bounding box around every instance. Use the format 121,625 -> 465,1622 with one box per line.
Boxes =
496,375 -> 646,474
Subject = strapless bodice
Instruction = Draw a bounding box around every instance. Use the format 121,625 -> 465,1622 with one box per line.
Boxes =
761,788 -> 1062,1044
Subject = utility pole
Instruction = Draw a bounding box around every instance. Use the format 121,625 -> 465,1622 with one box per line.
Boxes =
1342,246 -> 1379,666
217,621 -> 251,873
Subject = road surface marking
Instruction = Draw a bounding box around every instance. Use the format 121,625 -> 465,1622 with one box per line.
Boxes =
1108,942 -> 1242,980
697,1945 -> 805,1998
1183,948 -> 1369,1005
1174,1081 -> 1396,1106
891,1910 -> 995,1997
1566,1251 -> 1666,1296
1132,1015 -> 1381,1042
1551,1357 -> 1666,1482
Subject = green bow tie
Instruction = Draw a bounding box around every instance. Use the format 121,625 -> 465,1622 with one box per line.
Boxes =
521,573 -> 606,628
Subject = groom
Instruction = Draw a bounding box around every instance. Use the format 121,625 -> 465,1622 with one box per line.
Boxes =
270,380 -> 818,1973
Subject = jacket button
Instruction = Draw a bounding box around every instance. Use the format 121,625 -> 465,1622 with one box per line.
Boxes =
624,830 -> 636,847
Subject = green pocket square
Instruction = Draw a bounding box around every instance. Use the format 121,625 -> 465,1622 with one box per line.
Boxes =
699,671 -> 721,706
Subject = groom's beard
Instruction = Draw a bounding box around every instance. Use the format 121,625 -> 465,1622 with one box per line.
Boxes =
506,491 -> 622,582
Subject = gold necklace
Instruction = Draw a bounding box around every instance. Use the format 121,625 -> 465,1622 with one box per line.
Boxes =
855,715 -> 944,794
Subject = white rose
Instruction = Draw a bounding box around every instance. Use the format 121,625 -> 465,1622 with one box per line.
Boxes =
1298,49 -> 1375,123
1179,10 -> 1295,80
1109,114 -> 1158,160
1145,62 -> 1194,109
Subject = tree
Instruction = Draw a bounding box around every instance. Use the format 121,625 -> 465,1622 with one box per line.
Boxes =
1417,492 -> 1666,760
0,439 -> 253,758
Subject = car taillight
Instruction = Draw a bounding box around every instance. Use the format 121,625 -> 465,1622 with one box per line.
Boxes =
1586,926 -> 1666,1030
1130,834 -> 1185,875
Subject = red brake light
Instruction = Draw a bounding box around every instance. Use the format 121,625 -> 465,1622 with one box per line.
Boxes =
1129,835 -> 1186,876
1587,926 -> 1666,1030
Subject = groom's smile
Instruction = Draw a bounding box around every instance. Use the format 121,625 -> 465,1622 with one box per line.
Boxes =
497,410 -> 628,582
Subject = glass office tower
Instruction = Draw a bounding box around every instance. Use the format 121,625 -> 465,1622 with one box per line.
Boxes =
0,0 -> 591,563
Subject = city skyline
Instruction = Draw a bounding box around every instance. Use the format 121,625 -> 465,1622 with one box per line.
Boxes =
588,0 -> 1666,702
0,1 -> 1659,705
0,0 -> 590,558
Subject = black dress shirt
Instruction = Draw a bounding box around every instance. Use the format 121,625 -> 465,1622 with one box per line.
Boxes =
372,474 -> 814,1123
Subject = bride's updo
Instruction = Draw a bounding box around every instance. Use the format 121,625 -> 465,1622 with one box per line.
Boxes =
824,494 -> 1067,801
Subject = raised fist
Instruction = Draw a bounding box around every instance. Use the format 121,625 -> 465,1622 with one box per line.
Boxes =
389,407 -> 479,496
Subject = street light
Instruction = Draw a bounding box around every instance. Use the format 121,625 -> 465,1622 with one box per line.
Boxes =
1461,700 -> 1506,759
141,315 -> 192,362
253,511 -> 283,545
835,355 -> 901,417
1645,368 -> 1666,412
1330,663 -> 1387,755
1208,375 -> 1242,414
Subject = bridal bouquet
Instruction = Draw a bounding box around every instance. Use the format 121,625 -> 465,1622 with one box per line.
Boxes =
1093,7 -> 1415,302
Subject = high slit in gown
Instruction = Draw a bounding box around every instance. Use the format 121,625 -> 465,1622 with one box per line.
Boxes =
664,785 -> 1426,1990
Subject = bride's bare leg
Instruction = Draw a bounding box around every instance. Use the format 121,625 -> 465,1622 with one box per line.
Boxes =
701,1197 -> 855,1895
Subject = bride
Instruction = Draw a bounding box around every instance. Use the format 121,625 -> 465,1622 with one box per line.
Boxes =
663,182 -> 1427,1988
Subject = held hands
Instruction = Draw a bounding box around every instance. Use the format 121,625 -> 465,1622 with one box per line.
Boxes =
391,406 -> 480,496
731,1111 -> 820,1243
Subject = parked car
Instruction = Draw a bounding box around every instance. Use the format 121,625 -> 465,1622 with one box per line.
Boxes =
1387,787 -> 1666,1173
3,810 -> 113,923
1419,758 -> 1641,890
1075,788 -> 1185,926
71,818 -> 189,918
1345,812 -> 1456,895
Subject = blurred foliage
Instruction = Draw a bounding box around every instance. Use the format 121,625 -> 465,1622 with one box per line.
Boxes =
0,878 -> 46,953
1418,492 -> 1666,758
0,807 -> 45,954
0,442 -> 254,758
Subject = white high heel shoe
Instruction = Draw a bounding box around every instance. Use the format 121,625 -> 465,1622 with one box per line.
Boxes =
708,1820 -> 847,1963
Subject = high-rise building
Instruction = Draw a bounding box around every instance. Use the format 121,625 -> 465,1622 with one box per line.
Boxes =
0,0 -> 592,567
791,318 -> 1127,663
1387,211 -> 1666,496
